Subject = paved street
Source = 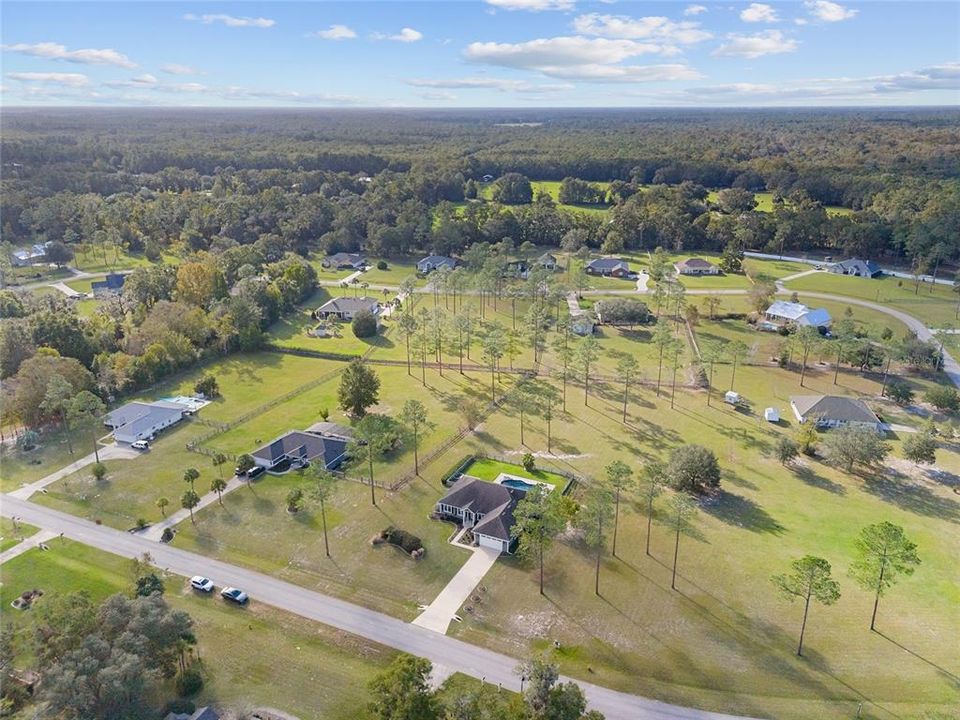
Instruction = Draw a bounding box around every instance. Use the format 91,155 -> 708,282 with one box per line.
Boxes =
0,494 -> 752,720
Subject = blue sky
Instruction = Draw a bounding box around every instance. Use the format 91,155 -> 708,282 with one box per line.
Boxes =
2,1 -> 957,106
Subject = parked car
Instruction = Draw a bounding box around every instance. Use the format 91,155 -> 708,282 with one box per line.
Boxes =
189,576 -> 214,592
220,587 -> 248,604
131,439 -> 150,450
247,466 -> 265,479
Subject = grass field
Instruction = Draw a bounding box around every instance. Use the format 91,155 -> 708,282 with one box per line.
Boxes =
65,278 -> 94,294
476,179 -> 612,216
71,247 -> 178,274
745,258 -> 814,282
783,272 -> 957,327
0,517 -> 38,553
357,258 -> 425,286
464,457 -> 568,488
0,426 -> 92,493
706,190 -> 852,217
0,541 -> 395,719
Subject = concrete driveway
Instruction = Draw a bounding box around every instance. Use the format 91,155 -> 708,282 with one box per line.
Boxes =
413,545 -> 500,633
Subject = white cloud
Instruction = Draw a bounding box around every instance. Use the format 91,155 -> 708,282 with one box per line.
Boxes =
571,14 -> 712,44
407,76 -> 574,93
418,91 -> 458,101
740,3 -> 779,23
873,62 -> 960,93
484,0 -> 575,11
713,30 -> 798,58
183,13 -> 275,28
684,5 -> 708,16
371,27 -> 423,42
804,0 -> 857,22
7,71 -> 91,87
313,25 -> 357,40
161,63 -> 199,75
1,42 -> 136,68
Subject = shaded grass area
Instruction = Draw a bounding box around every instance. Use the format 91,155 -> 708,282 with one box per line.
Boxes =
0,426 -> 93,493
0,518 -> 38,553
0,541 -> 393,720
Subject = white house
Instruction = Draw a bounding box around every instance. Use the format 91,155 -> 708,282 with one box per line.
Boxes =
315,296 -> 380,322
104,401 -> 186,444
417,255 -> 458,274
764,301 -> 832,329
674,258 -> 719,276
790,395 -> 883,431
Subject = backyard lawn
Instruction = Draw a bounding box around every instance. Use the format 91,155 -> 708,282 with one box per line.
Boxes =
0,541 -> 395,720
463,457 -> 569,488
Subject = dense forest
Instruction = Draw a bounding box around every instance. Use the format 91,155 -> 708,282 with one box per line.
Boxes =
2,107 -> 958,269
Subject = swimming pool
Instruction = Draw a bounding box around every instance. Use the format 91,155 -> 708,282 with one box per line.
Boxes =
500,477 -> 537,492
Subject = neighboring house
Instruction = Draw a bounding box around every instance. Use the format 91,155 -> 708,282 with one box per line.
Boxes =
304,421 -> 354,439
763,301 -> 832,329
481,174 -> 494,182
104,401 -> 186,444
503,259 -> 528,278
164,706 -> 219,720
417,255 -> 458,274
830,258 -> 883,278
250,430 -> 348,472
315,296 -> 380,322
536,252 -> 558,271
322,252 -> 367,270
674,258 -> 719,276
585,257 -> 631,277
790,395 -> 883,431
91,273 -> 126,297
435,476 -> 526,554
10,242 -> 50,267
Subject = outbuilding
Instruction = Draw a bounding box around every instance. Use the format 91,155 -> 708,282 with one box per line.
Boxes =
104,401 -> 186,444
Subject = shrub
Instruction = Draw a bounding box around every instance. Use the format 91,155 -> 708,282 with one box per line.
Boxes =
522,452 -> 536,473
382,526 -> 423,554
160,528 -> 175,543
176,667 -> 204,697
194,375 -> 220,398
441,454 -> 475,486
886,380 -> 914,405
286,487 -> 304,512
666,444 -> 721,495
376,260 -> 388,270
903,431 -> 937,465
924,386 -> 959,414
135,517 -> 148,529
16,430 -> 39,452
92,462 -> 107,481
776,437 -> 799,465
352,309 -> 378,338
164,699 -> 196,716
135,573 -> 165,597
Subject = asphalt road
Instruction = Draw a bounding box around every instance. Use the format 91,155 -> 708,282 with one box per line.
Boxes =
0,495 -> 752,720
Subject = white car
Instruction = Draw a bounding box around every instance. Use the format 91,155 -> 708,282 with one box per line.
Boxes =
131,439 -> 150,450
189,576 -> 214,593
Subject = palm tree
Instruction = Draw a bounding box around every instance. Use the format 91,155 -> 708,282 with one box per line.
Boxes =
181,490 -> 201,524
156,496 -> 169,518
210,477 -> 227,505
183,467 -> 199,490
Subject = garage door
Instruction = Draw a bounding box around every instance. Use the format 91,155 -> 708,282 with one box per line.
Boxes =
476,534 -> 506,553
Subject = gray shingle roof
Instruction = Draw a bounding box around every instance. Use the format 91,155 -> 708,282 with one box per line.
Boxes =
252,431 -> 348,469
438,476 -> 525,542
587,257 -> 629,271
675,257 -> 715,269
832,258 -> 882,277
317,296 -> 379,316
791,395 -> 880,424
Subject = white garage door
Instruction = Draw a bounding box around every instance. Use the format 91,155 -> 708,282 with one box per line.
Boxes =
476,533 -> 506,553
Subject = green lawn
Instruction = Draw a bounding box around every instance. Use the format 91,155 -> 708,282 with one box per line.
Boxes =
357,258 -> 425,286
783,272 -> 957,327
65,278 -> 94,294
476,179 -> 611,216
463,457 -> 568,488
745,257 -> 814,282
71,247 -> 177,274
0,518 -> 38,553
0,426 -> 94,493
0,541 -> 394,720
706,190 -> 851,217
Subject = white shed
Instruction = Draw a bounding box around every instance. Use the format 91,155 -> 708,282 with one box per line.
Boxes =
764,407 -> 780,423
724,391 -> 741,405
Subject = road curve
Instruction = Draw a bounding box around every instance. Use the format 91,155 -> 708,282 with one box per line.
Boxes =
1,495 -> 754,720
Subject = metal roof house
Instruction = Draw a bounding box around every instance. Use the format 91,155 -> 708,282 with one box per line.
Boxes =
674,258 -> 719,276
104,401 -> 186,444
585,257 -> 631,277
250,431 -> 349,472
417,255 -> 458,274
10,242 -> 50,267
321,252 -> 367,270
829,258 -> 882,278
790,395 -> 882,431
435,476 -> 525,554
315,296 -> 380,322
764,301 -> 832,329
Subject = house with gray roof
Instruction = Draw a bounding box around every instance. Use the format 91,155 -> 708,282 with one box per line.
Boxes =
435,476 -> 527,554
417,255 -> 458,274
91,273 -> 126,297
536,252 -> 559,271
764,301 -> 832,329
790,395 -> 882,431
830,258 -> 882,278
315,296 -> 380,322
585,257 -> 631,278
322,252 -> 367,270
251,430 -> 349,472
10,242 -> 50,267
674,257 -> 719,276
104,401 -> 186,444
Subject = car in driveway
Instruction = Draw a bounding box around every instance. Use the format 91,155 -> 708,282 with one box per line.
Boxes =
189,576 -> 214,592
131,439 -> 150,450
220,587 -> 248,605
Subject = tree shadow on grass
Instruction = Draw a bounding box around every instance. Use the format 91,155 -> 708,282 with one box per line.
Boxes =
862,473 -> 960,523
793,464 -> 846,495
874,631 -> 960,688
703,490 -> 786,535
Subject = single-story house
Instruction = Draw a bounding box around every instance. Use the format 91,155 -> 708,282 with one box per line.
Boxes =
417,255 -> 458,274
321,252 -> 367,270
91,273 -> 126,297
10,242 -> 50,267
164,706 -> 219,720
315,296 -> 380,322
304,421 -> 354,439
764,301 -> 832,329
104,401 -> 186,444
536,252 -> 558,271
674,258 -> 719,276
790,395 -> 883,431
250,430 -> 348,472
585,257 -> 631,277
830,258 -> 882,278
435,476 -> 526,554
